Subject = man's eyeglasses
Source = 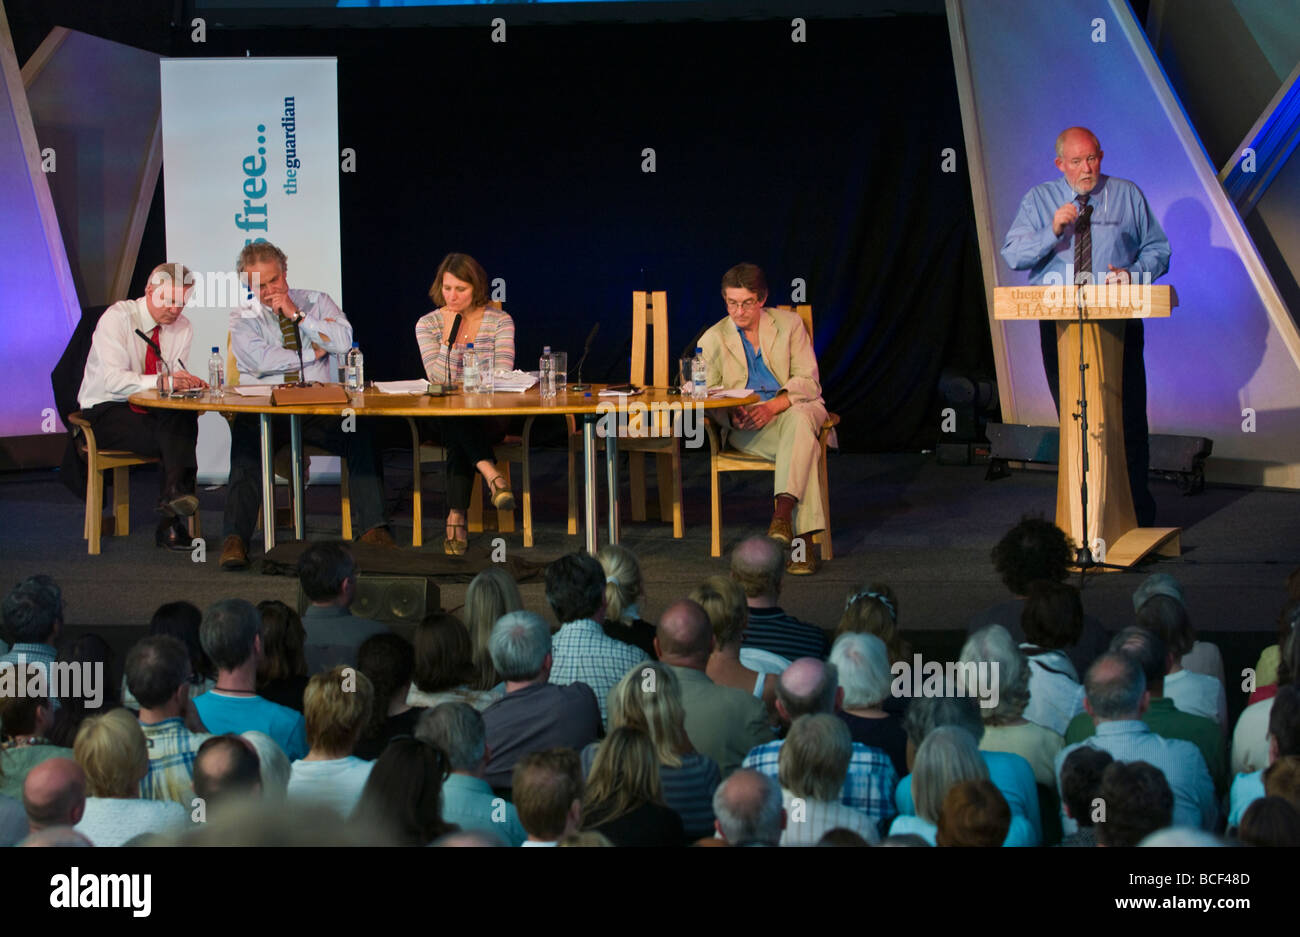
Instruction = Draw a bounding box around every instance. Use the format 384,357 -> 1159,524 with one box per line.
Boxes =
724,299 -> 761,312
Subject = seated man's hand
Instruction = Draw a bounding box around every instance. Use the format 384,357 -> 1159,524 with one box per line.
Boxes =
732,399 -> 784,431
171,371 -> 208,391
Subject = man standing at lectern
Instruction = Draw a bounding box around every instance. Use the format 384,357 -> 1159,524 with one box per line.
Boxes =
1001,127 -> 1170,527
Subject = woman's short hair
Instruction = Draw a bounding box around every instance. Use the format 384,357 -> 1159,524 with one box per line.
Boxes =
1021,580 -> 1084,648
583,727 -> 664,827
992,516 -> 1072,595
1238,796 -> 1300,847
428,253 -> 489,308
597,544 -> 644,625
416,702 -> 486,774
489,611 -> 552,682
911,726 -> 988,824
149,600 -> 211,679
1059,746 -> 1113,828
607,661 -> 691,768
829,632 -> 892,710
936,779 -> 1011,846
463,567 -> 522,691
74,708 -> 148,798
412,612 -> 475,693
1135,594 -> 1195,658
513,748 -> 582,841
256,600 -> 307,684
0,692 -> 48,737
959,624 -> 1031,724
836,583 -> 910,663
779,714 -> 852,802
690,575 -> 749,649
303,666 -> 374,754
356,633 -> 415,741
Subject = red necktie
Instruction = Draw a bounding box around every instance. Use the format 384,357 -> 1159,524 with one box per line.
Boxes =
131,325 -> 162,414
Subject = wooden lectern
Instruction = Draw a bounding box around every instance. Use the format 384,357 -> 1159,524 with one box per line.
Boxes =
993,283 -> 1181,569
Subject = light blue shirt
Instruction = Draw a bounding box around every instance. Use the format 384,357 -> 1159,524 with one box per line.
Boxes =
193,691 -> 308,761
1001,174 -> 1170,285
737,328 -> 781,401
894,749 -> 1041,846
440,773 -> 526,846
1055,720 -> 1218,831
0,643 -> 59,710
1227,769 -> 1265,828
229,288 -> 354,384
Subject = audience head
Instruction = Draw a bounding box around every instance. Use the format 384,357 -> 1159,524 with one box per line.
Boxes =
1084,652 -> 1147,722
416,702 -> 486,774
713,769 -> 784,846
412,611 -> 475,694
1278,623 -> 1300,689
124,635 -> 192,712
1095,760 -> 1173,846
201,599 -> 262,673
1,574 -> 63,644
463,566 -> 522,690
545,553 -> 606,624
21,758 -> 85,830
194,735 -> 263,810
1275,599 -> 1300,681
50,634 -> 118,740
0,690 -> 53,739
817,828 -> 871,847
836,583 -> 909,662
352,737 -> 452,845
912,726 -> 987,824
513,749 -> 583,843
654,600 -> 714,668
1059,746 -> 1113,827
607,661 -> 690,767
1021,579 -> 1084,649
356,632 -> 415,741
296,541 -> 357,606
730,536 -> 784,601
19,827 -> 92,847
775,658 -> 841,725
597,544 -> 644,625
992,516 -> 1072,594
583,727 -> 664,826
1270,685 -> 1300,759
73,708 -> 147,798
303,666 -> 373,756
240,731 -> 289,799
690,575 -> 749,650
1109,626 -> 1168,691
557,830 -> 615,847
1263,755 -> 1300,810
779,714 -> 852,802
903,694 -> 985,757
958,625 -> 1029,725
936,779 -> 1011,847
1138,828 -> 1224,847
1238,797 -> 1300,847
1135,594 -> 1195,659
433,830 -> 508,847
1132,573 -> 1184,613
255,600 -> 307,685
149,600 -> 211,679
489,611 -> 552,683
829,632 -> 892,711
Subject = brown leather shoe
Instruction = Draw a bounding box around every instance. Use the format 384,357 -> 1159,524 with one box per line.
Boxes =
220,535 -> 249,570
786,552 -> 819,576
359,526 -> 397,548
766,517 -> 793,545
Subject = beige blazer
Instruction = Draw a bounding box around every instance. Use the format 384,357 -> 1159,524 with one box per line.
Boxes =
699,307 -> 824,406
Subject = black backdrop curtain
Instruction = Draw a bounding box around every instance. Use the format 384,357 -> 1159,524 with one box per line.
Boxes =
11,4 -> 993,453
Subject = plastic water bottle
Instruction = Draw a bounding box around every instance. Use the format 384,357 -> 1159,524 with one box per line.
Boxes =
207,346 -> 224,398
540,346 -> 555,400
345,342 -> 364,390
462,343 -> 480,394
691,346 -> 708,400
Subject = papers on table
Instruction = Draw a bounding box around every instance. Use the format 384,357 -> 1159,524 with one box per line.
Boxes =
493,370 -> 539,393
374,380 -> 431,394
598,386 -> 644,397
231,385 -> 274,397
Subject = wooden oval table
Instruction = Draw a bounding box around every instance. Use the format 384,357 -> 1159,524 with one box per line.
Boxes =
128,384 -> 754,552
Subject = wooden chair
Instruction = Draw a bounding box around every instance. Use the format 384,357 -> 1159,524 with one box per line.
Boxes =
704,304 -> 838,559
67,412 -> 202,555
225,335 -> 351,538
565,291 -> 684,538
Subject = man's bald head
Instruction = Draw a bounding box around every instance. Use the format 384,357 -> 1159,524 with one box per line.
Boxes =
713,769 -> 784,845
731,537 -> 784,600
23,758 -> 86,831
775,658 -> 840,723
194,734 -> 262,809
1085,651 -> 1146,721
655,600 -> 714,667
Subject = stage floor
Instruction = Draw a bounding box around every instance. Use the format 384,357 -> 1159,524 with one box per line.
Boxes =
2,447 -> 1296,724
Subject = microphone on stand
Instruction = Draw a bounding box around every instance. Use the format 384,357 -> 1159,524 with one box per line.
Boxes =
443,313 -> 463,386
671,323 -> 710,394
570,322 -> 600,392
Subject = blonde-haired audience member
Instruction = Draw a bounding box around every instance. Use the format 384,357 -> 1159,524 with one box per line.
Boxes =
72,709 -> 187,846
697,575 -> 779,716
462,566 -> 523,691
778,714 -> 880,846
287,666 -> 374,817
959,625 -> 1064,787
597,544 -> 657,658
581,661 -> 720,839
582,727 -> 684,846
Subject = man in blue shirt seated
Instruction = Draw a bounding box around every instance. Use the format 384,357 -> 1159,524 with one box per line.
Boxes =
1001,127 -> 1170,527
699,263 -> 829,575
192,599 -> 308,761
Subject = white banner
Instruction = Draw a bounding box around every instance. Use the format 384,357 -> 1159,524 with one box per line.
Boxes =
160,58 -> 341,483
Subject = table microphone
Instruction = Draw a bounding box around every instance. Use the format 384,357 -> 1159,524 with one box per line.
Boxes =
670,323 -> 709,394
443,313 -> 463,383
570,322 -> 600,391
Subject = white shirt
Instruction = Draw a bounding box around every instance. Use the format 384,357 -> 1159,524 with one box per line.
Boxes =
229,289 -> 353,385
1231,697 -> 1273,776
287,756 -> 373,818
779,789 -> 881,845
74,797 -> 189,846
1164,668 -> 1227,732
77,298 -> 194,410
1021,646 -> 1086,736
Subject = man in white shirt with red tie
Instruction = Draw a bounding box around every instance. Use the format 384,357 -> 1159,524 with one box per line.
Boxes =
77,263 -> 206,551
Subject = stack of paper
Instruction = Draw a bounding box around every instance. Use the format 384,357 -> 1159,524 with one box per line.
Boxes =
493,370 -> 539,393
374,380 -> 431,394
231,385 -> 274,397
